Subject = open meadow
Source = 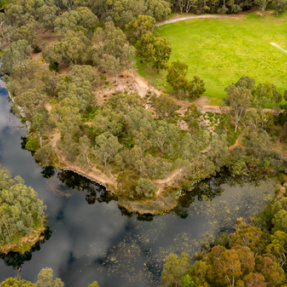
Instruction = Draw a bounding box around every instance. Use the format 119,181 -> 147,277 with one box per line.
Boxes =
139,12 -> 287,104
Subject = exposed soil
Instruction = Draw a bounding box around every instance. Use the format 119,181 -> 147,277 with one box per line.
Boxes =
154,169 -> 183,196
0,226 -> 45,254
228,131 -> 245,151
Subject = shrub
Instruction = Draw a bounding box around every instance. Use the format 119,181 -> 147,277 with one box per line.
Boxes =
49,62 -> 59,72
33,45 -> 42,53
25,139 -> 39,152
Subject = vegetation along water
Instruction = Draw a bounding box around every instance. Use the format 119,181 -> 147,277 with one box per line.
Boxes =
1,0 -> 287,285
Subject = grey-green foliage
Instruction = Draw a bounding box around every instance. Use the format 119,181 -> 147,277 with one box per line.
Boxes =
93,22 -> 135,81
106,0 -> 170,27
2,40 -> 32,75
36,268 -> 64,287
94,132 -> 122,168
135,178 -> 157,198
0,166 -> 46,245
54,7 -> 98,33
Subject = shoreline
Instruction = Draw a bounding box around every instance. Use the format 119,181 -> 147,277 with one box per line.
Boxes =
0,226 -> 46,255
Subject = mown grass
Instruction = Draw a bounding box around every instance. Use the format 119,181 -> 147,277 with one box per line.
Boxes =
140,12 -> 287,105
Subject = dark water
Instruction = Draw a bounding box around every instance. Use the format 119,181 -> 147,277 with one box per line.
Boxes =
0,79 -> 276,287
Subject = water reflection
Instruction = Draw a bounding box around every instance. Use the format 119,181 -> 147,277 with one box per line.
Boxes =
0,228 -> 52,269
57,170 -> 116,204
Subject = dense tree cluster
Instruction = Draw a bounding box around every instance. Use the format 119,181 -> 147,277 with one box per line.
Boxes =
0,166 -> 46,247
1,0 -> 287,205
169,0 -> 287,15
162,185 -> 287,286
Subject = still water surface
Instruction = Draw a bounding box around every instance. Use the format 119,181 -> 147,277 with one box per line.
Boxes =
0,80 -> 276,287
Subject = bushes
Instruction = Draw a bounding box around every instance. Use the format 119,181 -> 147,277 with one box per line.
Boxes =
25,138 -> 39,152
49,62 -> 59,72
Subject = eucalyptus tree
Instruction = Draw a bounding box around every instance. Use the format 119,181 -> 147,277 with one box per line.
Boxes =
93,22 -> 135,82
125,15 -> 156,44
225,84 -> 252,133
43,30 -> 91,65
94,132 -> 122,168
136,31 -> 171,72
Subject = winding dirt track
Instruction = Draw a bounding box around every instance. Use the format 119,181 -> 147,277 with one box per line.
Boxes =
156,7 -> 259,26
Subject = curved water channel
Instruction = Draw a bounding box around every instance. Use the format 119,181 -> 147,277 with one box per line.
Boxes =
0,79 -> 277,287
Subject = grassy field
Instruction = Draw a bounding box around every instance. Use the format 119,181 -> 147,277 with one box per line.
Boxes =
139,12 -> 287,105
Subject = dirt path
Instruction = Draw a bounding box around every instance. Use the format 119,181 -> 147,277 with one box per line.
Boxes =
133,73 -> 161,97
153,168 -> 183,195
157,7 -> 259,26
228,130 -> 245,151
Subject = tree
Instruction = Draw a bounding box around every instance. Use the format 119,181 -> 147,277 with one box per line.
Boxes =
243,273 -> 266,287
266,231 -> 287,267
272,210 -> 287,233
32,113 -> 49,148
235,76 -> 256,90
93,22 -> 135,81
92,107 -> 125,136
154,94 -> 178,119
34,145 -> 56,167
54,11 -> 81,33
207,246 -> 242,286
136,32 -> 171,72
69,65 -> 97,86
133,128 -> 152,160
36,5 -> 58,32
161,252 -> 192,287
43,31 -> 91,65
150,36 -> 171,71
231,226 -> 265,255
50,97 -> 82,139
167,62 -> 205,99
94,132 -> 122,168
145,0 -> 171,21
253,82 -> 282,110
78,136 -> 92,169
76,7 -> 99,30
107,93 -> 144,113
225,84 -> 252,133
166,61 -> 188,88
178,0 -> 198,13
88,282 -> 100,287
11,23 -> 38,47
180,274 -> 195,287
186,76 -> 206,100
14,89 -> 48,121
12,59 -> 40,80
126,15 -> 156,44
36,268 -> 64,287
153,121 -> 179,153
1,278 -> 36,286
56,76 -> 94,110
0,19 -> 13,49
184,103 -> 201,134
256,253 -> 285,286
255,0 -> 267,16
274,0 -> 287,15
2,39 -> 32,75
135,178 -> 157,198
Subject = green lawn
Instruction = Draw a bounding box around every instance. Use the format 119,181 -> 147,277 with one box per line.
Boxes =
140,12 -> 287,105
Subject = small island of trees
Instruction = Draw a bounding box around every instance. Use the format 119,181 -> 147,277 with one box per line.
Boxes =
0,166 -> 46,254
